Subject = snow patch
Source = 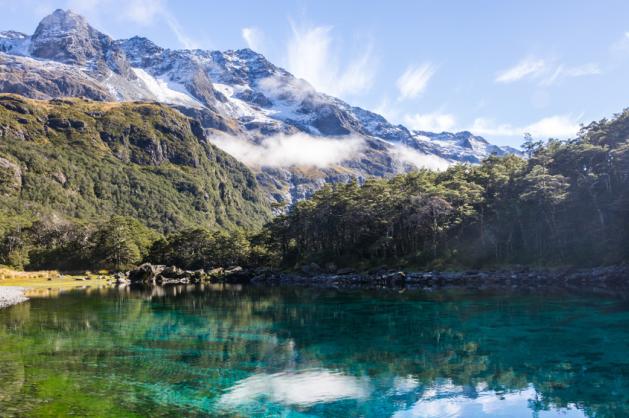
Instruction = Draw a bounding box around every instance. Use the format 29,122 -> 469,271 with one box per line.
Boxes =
214,82 -> 270,121
131,68 -> 203,108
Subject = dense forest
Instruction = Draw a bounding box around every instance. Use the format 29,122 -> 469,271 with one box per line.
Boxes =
264,110 -> 629,269
1,96 -> 628,272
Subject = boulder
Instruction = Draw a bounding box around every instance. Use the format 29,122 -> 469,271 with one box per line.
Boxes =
127,265 -> 208,284
127,263 -> 165,283
324,262 -> 338,273
69,119 -> 86,130
158,265 -> 186,279
155,266 -> 202,284
207,267 -> 224,277
224,266 -> 243,275
46,117 -> 71,130
301,262 -> 322,275
113,272 -> 129,284
377,271 -> 406,285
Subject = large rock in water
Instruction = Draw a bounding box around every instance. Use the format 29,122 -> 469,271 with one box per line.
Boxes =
127,263 -> 207,284
127,263 -> 165,283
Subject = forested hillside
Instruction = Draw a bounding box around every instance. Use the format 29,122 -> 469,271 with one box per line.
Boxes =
0,94 -> 271,269
2,95 -> 628,272
262,110 -> 629,269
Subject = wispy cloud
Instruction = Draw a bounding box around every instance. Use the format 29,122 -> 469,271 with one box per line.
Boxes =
403,112 -> 456,132
470,115 -> 581,139
62,0 -> 199,49
540,62 -> 601,86
496,56 -> 601,85
286,21 -> 376,97
160,10 -> 198,49
211,133 -> 365,168
495,57 -> 546,83
241,27 -> 264,52
396,63 -> 436,100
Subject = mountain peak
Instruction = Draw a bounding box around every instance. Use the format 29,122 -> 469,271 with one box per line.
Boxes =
0,9 -> 520,201
28,9 -> 135,76
30,9 -> 103,65
36,9 -> 89,33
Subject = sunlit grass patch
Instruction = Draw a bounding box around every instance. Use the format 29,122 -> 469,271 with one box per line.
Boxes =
0,268 -> 113,291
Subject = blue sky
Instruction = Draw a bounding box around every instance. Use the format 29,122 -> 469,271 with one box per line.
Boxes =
1,0 -> 628,147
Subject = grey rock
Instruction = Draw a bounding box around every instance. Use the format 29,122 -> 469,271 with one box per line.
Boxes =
128,263 -> 165,283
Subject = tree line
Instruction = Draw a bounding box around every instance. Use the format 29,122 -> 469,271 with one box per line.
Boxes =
2,109 -> 628,272
0,215 -> 263,272
261,109 -> 629,269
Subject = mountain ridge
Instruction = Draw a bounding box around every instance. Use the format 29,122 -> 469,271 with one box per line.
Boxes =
0,9 -> 519,203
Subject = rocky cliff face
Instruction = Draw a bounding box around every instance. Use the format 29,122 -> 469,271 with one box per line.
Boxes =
0,9 -> 520,204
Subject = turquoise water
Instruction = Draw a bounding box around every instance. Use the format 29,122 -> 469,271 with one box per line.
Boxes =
1,285 -> 629,417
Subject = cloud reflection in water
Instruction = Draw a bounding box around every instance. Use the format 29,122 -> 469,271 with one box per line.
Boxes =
393,381 -> 587,418
218,368 -> 370,409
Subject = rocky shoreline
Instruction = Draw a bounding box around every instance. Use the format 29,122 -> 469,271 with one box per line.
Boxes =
239,265 -> 629,291
121,263 -> 629,292
0,287 -> 28,309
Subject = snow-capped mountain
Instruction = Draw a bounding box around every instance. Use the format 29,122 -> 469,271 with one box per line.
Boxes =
0,9 -> 519,203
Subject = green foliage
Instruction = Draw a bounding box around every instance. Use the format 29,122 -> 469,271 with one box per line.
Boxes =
262,109 -> 629,269
0,94 -> 272,271
148,227 -> 252,270
0,94 -> 271,234
91,216 -> 160,270
2,93 -> 629,272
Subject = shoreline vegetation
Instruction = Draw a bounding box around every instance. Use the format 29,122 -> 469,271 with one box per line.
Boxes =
1,98 -> 629,280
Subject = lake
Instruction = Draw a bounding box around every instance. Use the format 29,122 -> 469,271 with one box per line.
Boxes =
1,284 -> 628,417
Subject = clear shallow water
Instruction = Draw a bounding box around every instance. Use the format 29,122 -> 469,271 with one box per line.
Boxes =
1,285 -> 628,417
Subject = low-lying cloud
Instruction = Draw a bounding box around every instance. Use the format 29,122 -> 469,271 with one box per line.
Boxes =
257,74 -> 317,104
389,144 -> 451,171
470,115 -> 581,139
211,133 -> 365,168
403,112 -> 456,132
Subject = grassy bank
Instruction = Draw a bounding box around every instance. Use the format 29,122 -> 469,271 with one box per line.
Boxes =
0,268 -> 113,291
